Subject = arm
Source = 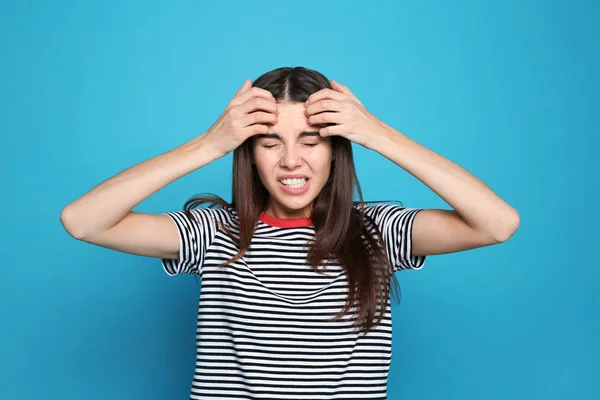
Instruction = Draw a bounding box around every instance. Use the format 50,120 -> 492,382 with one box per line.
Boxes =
60,137 -> 220,239
60,79 -> 277,262
302,80 -> 519,257
60,80 -> 279,260
371,123 -> 520,256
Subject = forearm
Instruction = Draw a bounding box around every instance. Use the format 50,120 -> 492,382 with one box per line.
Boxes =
60,135 -> 221,239
372,124 -> 519,240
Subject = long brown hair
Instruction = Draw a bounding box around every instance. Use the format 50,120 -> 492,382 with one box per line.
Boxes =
184,66 -> 401,334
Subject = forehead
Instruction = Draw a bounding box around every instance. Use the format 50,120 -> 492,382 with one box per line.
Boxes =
268,102 -> 310,133
265,102 -> 327,137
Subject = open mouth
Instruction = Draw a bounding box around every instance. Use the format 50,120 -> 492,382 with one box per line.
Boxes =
278,178 -> 311,194
279,178 -> 308,189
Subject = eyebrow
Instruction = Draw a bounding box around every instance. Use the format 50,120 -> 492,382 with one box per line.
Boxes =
256,131 -> 321,140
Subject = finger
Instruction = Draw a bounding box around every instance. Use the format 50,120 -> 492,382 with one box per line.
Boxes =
245,123 -> 270,136
330,80 -> 347,93
234,79 -> 252,96
239,97 -> 279,116
232,86 -> 276,107
305,99 -> 343,116
242,111 -> 278,128
331,80 -> 361,103
305,88 -> 346,107
319,124 -> 345,137
307,111 -> 341,126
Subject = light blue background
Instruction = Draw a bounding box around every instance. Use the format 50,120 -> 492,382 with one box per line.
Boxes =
1,1 -> 598,399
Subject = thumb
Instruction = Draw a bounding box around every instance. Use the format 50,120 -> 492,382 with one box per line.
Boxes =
235,78 -> 252,96
330,80 -> 347,93
331,80 -> 362,105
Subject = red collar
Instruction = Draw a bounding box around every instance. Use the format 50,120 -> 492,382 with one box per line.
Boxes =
258,211 -> 313,228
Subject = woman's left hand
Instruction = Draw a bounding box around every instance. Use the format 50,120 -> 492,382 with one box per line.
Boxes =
304,80 -> 390,150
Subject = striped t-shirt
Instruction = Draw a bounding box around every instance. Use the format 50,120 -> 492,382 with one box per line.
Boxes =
161,203 -> 426,400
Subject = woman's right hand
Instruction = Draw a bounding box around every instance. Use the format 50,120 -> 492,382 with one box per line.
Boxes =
202,79 -> 279,158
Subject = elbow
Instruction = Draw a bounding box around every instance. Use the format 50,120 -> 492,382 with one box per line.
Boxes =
60,207 -> 86,240
493,209 -> 520,243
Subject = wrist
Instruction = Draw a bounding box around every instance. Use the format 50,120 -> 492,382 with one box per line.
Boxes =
185,134 -> 226,159
368,122 -> 402,151
174,134 -> 224,169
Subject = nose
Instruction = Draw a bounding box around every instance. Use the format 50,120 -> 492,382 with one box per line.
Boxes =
280,145 -> 302,169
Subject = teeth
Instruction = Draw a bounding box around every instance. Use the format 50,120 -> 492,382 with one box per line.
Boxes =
280,178 -> 307,189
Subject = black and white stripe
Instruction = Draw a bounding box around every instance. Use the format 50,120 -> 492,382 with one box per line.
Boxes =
363,204 -> 426,272
161,204 -> 426,399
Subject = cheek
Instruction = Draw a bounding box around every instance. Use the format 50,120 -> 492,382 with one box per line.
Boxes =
307,154 -> 333,177
252,151 -> 277,179
253,161 -> 269,179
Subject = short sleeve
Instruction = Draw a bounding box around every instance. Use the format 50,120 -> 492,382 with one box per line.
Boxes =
160,207 -> 223,276
363,203 -> 426,272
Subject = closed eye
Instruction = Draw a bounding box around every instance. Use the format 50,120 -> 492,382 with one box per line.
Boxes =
262,143 -> 318,149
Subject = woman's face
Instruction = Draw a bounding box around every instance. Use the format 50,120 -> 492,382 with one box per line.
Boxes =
252,101 -> 333,219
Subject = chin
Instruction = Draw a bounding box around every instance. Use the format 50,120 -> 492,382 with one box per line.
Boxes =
278,197 -> 313,211
271,191 -> 316,211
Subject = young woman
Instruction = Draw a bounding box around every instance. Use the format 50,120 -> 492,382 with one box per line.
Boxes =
60,66 -> 519,399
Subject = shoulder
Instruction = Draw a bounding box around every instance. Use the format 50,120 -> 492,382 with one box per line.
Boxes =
199,205 -> 237,226
355,202 -> 423,230
166,205 -> 238,232
354,202 -> 409,219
